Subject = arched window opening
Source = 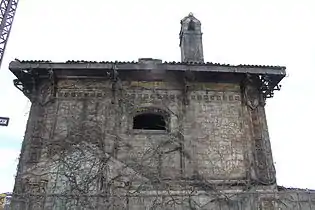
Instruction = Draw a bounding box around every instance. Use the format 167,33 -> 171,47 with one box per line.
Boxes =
133,113 -> 166,130
188,20 -> 195,31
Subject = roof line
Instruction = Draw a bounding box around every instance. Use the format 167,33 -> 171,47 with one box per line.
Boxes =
11,60 -> 286,71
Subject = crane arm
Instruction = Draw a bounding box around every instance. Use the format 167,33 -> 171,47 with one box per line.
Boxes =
0,0 -> 19,68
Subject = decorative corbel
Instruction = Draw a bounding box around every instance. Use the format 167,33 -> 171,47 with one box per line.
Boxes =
241,74 -> 260,110
23,68 -> 40,103
183,70 -> 194,105
110,65 -> 119,104
28,73 -> 38,103
48,68 -> 57,97
39,69 -> 56,106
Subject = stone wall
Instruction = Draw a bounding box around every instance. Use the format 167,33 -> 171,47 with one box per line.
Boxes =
11,76 -> 282,209
48,79 -> 250,181
183,83 -> 245,180
20,78 -> 265,180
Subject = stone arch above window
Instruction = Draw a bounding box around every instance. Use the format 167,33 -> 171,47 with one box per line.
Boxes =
132,107 -> 170,131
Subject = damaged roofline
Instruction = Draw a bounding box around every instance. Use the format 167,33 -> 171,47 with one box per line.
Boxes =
9,61 -> 286,76
9,60 -> 286,101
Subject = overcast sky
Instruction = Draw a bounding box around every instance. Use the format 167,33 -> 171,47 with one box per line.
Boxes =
0,0 -> 314,192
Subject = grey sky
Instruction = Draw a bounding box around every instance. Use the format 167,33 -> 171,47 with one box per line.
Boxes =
0,0 -> 314,192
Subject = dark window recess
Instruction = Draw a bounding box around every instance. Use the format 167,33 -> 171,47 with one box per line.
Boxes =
133,113 -> 166,130
188,20 -> 195,31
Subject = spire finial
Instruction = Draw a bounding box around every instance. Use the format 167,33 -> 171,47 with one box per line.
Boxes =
188,12 -> 194,16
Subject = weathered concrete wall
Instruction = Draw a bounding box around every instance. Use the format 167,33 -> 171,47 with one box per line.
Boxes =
183,83 -> 245,180
49,79 -> 249,181
17,78 -> 261,181
11,76 -> 283,209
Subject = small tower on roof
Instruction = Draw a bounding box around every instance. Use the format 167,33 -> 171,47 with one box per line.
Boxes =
179,12 -> 204,63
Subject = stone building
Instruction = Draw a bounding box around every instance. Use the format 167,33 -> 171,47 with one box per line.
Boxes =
9,13 -> 315,209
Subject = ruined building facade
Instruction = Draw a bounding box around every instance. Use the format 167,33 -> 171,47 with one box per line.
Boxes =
9,13 -> 315,209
